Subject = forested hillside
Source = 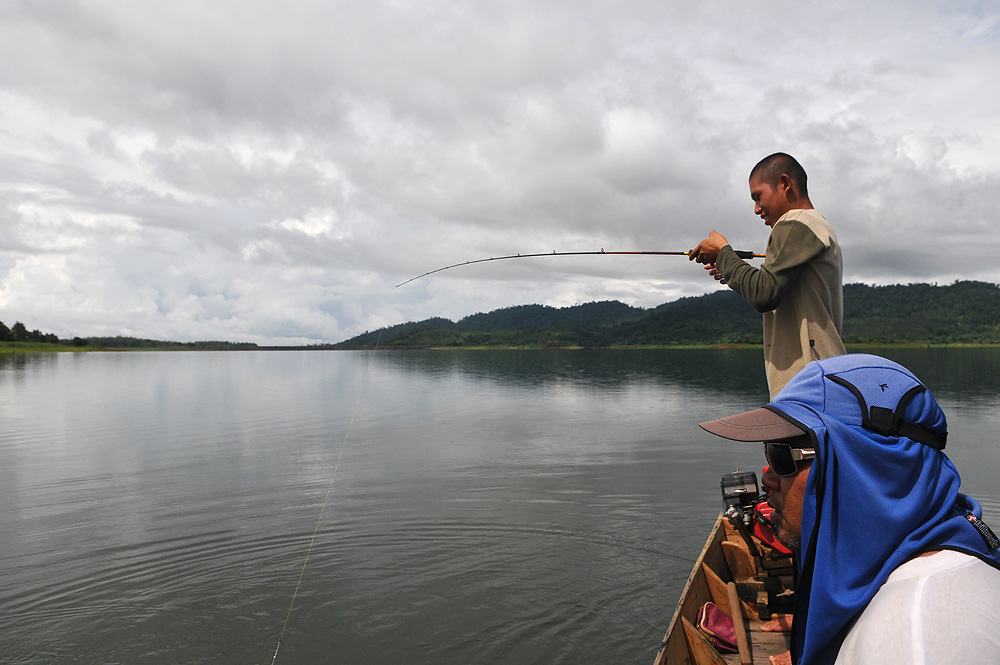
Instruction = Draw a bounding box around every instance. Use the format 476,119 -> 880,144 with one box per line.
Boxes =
841,282 -> 1000,343
8,281 -> 1000,351
339,281 -> 1000,348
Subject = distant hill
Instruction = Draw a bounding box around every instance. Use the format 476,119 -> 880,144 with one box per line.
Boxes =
338,281 -> 1000,348
841,281 -> 1000,344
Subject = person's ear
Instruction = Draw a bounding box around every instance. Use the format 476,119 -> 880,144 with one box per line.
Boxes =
778,173 -> 795,200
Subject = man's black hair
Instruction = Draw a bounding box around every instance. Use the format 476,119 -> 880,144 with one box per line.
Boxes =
750,152 -> 809,197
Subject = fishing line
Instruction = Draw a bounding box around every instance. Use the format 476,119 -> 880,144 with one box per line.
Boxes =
269,330 -> 383,665
396,248 -> 765,287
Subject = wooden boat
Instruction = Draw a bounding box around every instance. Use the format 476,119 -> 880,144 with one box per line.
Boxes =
653,512 -> 796,665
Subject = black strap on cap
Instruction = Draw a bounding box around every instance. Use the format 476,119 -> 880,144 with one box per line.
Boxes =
869,406 -> 948,450
828,375 -> 948,451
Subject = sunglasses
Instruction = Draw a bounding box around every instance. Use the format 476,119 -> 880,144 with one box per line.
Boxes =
764,442 -> 816,477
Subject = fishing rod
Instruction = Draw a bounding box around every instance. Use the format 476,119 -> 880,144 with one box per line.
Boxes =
396,248 -> 765,287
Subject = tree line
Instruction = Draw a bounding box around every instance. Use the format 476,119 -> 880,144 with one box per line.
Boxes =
0,319 -> 74,345
338,280 -> 1000,348
0,319 -> 256,349
8,280 -> 1000,350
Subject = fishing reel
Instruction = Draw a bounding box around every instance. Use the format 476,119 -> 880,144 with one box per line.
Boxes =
720,470 -> 767,557
721,470 -> 763,525
721,470 -> 793,558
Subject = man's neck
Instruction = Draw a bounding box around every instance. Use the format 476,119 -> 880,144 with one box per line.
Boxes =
788,195 -> 814,211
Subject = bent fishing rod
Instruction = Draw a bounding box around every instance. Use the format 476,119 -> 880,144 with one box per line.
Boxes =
396,248 -> 765,287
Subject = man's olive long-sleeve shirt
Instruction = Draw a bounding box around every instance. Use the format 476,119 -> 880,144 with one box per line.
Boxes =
716,208 -> 845,399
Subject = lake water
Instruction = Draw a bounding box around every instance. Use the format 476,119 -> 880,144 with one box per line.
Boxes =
2,348 -> 999,664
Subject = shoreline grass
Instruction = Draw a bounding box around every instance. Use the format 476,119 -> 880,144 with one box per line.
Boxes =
1,342 -> 86,353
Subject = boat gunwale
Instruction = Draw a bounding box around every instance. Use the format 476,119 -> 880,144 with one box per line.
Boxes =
653,513 -> 728,665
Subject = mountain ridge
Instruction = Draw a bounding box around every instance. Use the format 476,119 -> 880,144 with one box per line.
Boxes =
338,281 -> 1000,347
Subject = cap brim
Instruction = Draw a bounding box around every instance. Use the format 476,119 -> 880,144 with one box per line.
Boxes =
699,406 -> 808,442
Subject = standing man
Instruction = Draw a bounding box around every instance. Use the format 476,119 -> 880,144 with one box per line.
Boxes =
698,354 -> 1000,665
689,153 -> 845,399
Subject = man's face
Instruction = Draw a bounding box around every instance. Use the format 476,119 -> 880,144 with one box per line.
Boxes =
761,459 -> 812,550
749,175 -> 791,227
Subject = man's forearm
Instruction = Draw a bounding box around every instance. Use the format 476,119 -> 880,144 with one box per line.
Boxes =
717,245 -> 787,313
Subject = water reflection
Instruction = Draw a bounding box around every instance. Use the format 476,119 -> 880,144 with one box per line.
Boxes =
375,347 -> 771,398
1,348 -> 998,665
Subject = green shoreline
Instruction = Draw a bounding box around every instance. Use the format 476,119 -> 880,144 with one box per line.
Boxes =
333,342 -> 1000,351
6,341 -> 1000,354
9,281 -> 1000,354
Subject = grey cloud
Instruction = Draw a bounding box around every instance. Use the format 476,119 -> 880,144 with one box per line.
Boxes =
1,1 -> 999,343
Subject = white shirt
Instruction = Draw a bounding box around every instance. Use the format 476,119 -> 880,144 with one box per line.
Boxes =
835,550 -> 1000,664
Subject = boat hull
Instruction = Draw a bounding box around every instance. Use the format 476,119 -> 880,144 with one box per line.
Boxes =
653,513 -> 794,665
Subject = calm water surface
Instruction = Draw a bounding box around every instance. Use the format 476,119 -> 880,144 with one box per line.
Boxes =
2,348 -> 998,664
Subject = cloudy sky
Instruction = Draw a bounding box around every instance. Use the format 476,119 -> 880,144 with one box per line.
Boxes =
1,1 -> 998,345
